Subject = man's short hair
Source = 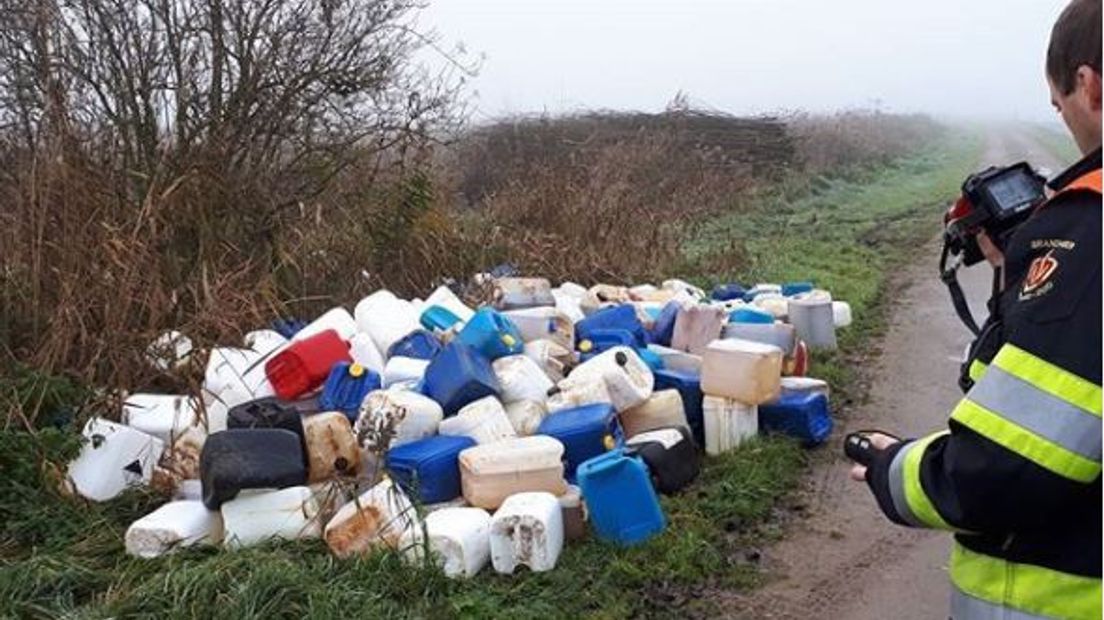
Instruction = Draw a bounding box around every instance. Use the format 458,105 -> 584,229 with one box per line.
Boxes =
1047,0 -> 1102,95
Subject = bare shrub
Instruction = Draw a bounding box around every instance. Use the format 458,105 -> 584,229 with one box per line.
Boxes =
788,111 -> 943,174
467,117 -> 759,284
0,0 -> 470,422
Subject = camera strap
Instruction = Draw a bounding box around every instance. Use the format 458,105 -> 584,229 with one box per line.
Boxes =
940,242 -> 981,336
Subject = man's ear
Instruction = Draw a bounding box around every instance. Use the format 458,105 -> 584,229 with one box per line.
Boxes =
1076,65 -> 1102,111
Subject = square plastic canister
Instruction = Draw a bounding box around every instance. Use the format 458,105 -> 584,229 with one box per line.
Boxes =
577,449 -> 666,546
535,403 -> 622,481
422,341 -> 501,417
386,434 -> 477,504
758,392 -> 833,447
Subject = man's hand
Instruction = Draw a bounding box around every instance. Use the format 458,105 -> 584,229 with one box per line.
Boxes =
848,432 -> 901,482
976,231 -> 1004,268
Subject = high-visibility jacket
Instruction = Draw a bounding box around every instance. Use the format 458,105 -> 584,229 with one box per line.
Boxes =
866,147 -> 1102,620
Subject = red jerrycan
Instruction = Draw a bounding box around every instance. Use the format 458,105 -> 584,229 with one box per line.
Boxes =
265,329 -> 352,400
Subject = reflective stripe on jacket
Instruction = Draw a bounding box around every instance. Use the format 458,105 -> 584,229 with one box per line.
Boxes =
866,151 -> 1102,620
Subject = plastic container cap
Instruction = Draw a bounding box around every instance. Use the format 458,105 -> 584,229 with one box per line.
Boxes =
578,340 -> 594,353
502,334 -> 517,347
349,363 -> 365,378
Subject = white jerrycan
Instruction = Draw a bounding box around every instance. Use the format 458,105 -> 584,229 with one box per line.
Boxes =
619,390 -> 688,439
125,500 -> 223,558
220,486 -> 322,549
67,418 -> 165,502
121,394 -> 198,444
489,492 -> 564,574
566,346 -> 653,412
703,396 -> 759,456
383,356 -> 430,389
354,290 -> 421,355
438,397 -> 517,445
503,400 -> 547,436
293,307 -> 358,343
458,435 -> 567,510
402,507 -> 492,578
355,389 -> 443,450
701,339 -> 783,405
492,355 -> 554,404
324,478 -> 419,558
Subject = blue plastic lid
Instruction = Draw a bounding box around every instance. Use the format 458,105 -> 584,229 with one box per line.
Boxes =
420,305 -> 461,332
729,307 -> 775,324
782,281 -> 815,297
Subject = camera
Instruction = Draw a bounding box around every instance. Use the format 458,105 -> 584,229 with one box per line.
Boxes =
943,162 -> 1048,266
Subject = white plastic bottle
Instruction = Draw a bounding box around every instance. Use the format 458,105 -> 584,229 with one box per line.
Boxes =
402,507 -> 492,578
122,394 -> 198,444
703,396 -> 759,456
493,355 -> 554,404
293,307 -> 358,342
383,356 -> 430,389
354,290 -> 422,354
566,347 -> 654,412
221,486 -> 322,549
490,492 -> 564,574
66,418 -> 165,502
439,397 -> 517,445
349,332 -> 387,375
356,389 -> 444,449
125,500 -> 223,558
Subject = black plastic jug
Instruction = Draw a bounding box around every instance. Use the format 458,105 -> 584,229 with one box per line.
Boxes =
199,429 -> 308,509
227,398 -> 306,443
623,425 -> 701,495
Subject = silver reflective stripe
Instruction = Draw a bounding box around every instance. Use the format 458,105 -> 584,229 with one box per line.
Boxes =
950,586 -> 1054,620
886,440 -> 924,528
968,366 -> 1102,460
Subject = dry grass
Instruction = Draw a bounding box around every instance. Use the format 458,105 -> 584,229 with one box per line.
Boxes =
1,110 -> 938,428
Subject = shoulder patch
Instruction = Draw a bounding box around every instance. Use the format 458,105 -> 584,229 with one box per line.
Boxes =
1019,250 -> 1059,300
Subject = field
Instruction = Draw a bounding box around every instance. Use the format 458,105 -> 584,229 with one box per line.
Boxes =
0,113 -> 984,618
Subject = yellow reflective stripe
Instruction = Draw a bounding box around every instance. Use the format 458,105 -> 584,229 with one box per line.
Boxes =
951,542 -> 1103,620
902,430 -> 954,530
993,344 -> 1102,418
968,359 -> 987,383
951,399 -> 1101,483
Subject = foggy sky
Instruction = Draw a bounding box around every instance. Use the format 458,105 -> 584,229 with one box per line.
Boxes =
421,0 -> 1071,123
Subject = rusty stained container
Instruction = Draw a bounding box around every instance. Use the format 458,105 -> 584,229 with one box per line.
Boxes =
491,277 -> 555,311
302,411 -> 361,482
323,478 -> 420,558
489,492 -> 564,574
458,435 -> 567,510
150,426 -> 207,494
558,485 -> 587,543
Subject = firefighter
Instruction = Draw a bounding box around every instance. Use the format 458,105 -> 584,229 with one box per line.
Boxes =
850,1 -> 1102,618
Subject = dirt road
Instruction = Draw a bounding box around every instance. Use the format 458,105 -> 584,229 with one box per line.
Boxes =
721,128 -> 1067,620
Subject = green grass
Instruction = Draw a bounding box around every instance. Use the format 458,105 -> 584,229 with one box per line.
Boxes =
0,424 -> 801,619
0,128 -> 985,619
681,129 -> 983,404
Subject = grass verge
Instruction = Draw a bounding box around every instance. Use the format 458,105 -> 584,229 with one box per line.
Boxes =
0,129 -> 983,619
